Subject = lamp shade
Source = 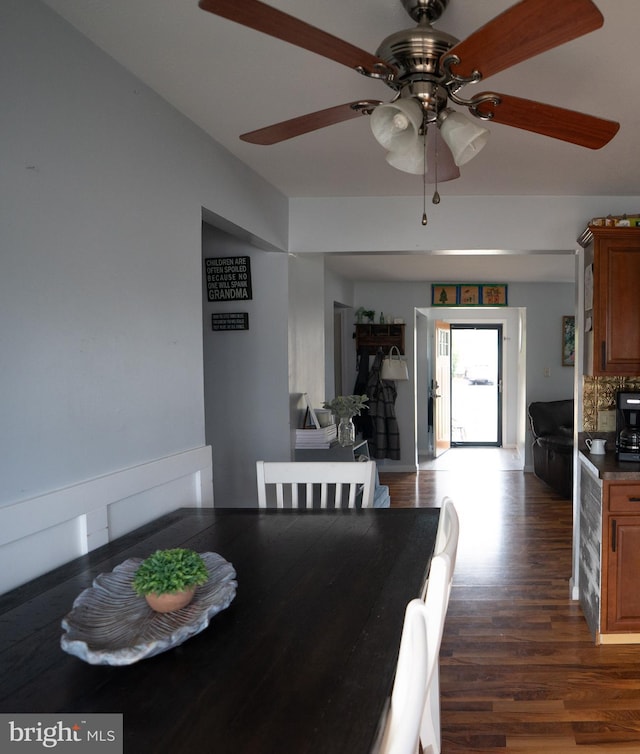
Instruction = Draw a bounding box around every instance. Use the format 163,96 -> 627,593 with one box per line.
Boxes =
438,110 -> 489,166
386,140 -> 425,174
370,98 -> 423,153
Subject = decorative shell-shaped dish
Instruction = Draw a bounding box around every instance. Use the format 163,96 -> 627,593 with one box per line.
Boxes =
61,552 -> 237,665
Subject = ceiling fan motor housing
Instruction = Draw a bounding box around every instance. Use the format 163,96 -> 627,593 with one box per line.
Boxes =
376,20 -> 458,117
376,22 -> 458,79
401,0 -> 449,23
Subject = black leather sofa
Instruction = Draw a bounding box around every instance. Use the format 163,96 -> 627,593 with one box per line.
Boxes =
527,399 -> 574,499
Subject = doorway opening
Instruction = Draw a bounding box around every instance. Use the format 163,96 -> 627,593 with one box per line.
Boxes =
450,325 -> 503,446
417,307 -> 525,472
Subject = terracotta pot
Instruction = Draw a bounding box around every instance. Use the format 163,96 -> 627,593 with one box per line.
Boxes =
145,586 -> 196,613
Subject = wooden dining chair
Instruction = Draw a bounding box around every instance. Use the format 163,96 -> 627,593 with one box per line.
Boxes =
255,460 -> 376,509
378,552 -> 453,754
419,497 -> 459,754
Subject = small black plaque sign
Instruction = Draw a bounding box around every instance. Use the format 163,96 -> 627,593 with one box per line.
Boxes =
212,312 -> 249,331
205,256 -> 252,301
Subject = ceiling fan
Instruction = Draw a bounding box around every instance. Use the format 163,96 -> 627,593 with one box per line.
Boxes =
198,0 -> 619,186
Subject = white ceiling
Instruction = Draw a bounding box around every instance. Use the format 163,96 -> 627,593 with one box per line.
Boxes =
41,0 -> 638,283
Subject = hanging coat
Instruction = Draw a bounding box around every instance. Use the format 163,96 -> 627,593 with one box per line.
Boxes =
366,351 -> 400,460
353,347 -> 374,439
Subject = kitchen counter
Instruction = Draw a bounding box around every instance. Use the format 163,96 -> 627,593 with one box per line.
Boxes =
577,436 -> 640,644
578,432 -> 640,480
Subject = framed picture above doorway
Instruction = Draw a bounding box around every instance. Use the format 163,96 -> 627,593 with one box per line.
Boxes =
432,283 -> 508,307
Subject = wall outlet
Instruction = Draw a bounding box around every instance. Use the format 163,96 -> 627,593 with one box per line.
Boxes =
543,367 -> 551,377
598,409 -> 616,431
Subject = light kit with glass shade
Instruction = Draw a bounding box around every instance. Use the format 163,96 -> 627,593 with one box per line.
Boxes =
369,93 -> 490,223
199,0 -> 620,224
370,100 -> 489,175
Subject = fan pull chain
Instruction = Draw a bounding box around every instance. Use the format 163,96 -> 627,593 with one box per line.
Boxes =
421,127 -> 428,226
432,124 -> 441,205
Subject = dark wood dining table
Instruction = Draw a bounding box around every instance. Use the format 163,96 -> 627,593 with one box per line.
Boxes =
0,507 -> 439,753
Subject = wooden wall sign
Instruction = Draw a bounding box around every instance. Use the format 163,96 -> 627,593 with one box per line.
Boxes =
212,312 -> 249,331
205,256 -> 252,301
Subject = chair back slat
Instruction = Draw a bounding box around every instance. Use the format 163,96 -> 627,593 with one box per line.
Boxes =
256,461 -> 376,509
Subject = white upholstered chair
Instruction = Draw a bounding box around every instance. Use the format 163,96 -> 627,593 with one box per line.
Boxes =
255,460 -> 376,509
378,551 -> 454,754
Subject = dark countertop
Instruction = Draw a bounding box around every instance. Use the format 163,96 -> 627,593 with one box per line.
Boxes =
578,435 -> 640,480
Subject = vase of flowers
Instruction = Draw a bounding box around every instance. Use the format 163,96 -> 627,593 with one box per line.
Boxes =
323,394 -> 369,447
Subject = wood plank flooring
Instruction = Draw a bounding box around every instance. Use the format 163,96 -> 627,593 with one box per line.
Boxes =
379,468 -> 640,752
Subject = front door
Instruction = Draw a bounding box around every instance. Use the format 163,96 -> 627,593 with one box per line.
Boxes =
450,324 -> 503,446
432,320 -> 451,457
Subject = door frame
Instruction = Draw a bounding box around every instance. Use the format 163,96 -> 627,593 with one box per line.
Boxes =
433,320 -> 452,457
450,323 -> 503,447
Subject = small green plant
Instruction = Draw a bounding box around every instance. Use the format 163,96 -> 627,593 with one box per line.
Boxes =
363,309 -> 375,323
323,394 -> 369,419
132,548 -> 209,596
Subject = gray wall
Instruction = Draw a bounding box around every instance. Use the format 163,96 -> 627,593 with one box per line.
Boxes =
1,0 -> 287,509
324,266 -> 357,398
202,225 -> 290,507
201,234 -> 333,507
288,253 -> 327,419
510,283 -> 576,402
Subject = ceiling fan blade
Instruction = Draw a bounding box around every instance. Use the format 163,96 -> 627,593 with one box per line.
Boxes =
474,93 -> 620,149
443,0 -> 603,80
240,101 -> 382,145
198,0 -> 394,78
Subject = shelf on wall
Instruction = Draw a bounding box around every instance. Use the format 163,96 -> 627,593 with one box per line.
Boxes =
354,324 -> 405,355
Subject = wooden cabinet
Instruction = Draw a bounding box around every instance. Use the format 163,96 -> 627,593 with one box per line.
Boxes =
578,464 -> 640,641
354,324 -> 405,355
580,227 -> 640,375
602,482 -> 640,633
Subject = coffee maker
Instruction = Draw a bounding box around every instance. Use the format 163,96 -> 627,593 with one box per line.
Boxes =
616,391 -> 640,461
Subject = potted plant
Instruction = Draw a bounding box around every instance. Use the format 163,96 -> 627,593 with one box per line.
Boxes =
132,548 -> 209,613
323,394 -> 369,447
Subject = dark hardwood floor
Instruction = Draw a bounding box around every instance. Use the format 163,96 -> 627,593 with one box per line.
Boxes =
379,467 -> 640,753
